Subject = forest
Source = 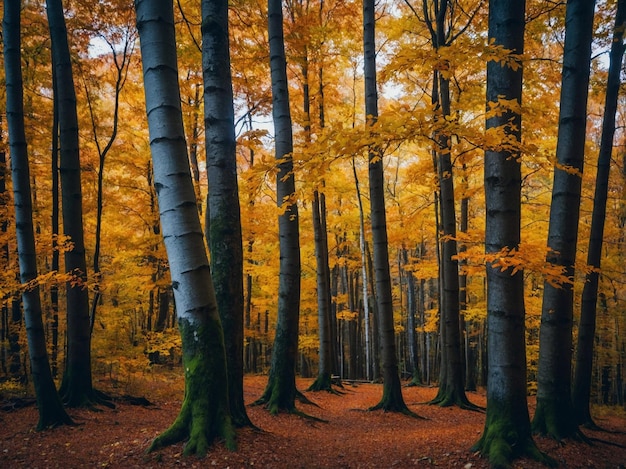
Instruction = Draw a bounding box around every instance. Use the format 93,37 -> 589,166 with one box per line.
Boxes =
0,0 -> 625,467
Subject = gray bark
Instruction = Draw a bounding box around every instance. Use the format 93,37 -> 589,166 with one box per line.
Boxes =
533,0 -> 596,440
47,0 -> 97,407
254,0 -> 303,413
572,0 -> 625,428
364,0 -> 411,413
472,1 -> 551,466
202,0 -> 252,427
3,0 -> 73,429
136,0 -> 235,455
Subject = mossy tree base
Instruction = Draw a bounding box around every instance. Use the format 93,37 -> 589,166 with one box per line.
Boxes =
368,375 -> 423,418
148,318 -> 236,457
532,397 -> 586,441
473,418 -> 555,469
308,372 -> 342,394
428,382 -> 482,411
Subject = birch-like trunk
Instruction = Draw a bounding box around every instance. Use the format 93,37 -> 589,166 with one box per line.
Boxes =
533,0 -> 596,440
136,0 -> 235,455
4,0 -> 73,430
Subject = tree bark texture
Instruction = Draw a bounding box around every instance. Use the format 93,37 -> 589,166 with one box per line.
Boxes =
4,0 -> 73,430
136,0 -> 235,455
47,0 -> 96,407
572,0 -> 625,428
364,0 -> 411,413
533,0 -> 596,440
202,0 -> 252,428
254,0 -> 303,413
473,2 -> 552,466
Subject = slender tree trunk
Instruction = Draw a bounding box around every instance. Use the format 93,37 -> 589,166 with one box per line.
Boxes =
202,0 -> 252,428
354,159 -> 371,381
3,0 -> 73,430
47,0 -> 100,407
136,0 -> 235,456
50,65 -> 60,379
532,0 -> 596,440
473,1 -> 553,466
254,0 -> 303,414
572,0 -> 626,429
364,0 -> 413,414
428,0 -> 473,409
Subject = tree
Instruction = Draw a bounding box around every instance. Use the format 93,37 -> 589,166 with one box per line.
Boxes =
202,0 -> 252,427
253,0 -> 304,414
135,0 -> 236,456
3,0 -> 73,430
364,0 -> 413,414
47,0 -> 102,408
472,0 -> 552,466
532,0 -> 596,440
572,0 -> 626,429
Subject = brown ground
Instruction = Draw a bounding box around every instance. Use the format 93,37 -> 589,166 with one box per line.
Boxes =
1,375 -> 625,468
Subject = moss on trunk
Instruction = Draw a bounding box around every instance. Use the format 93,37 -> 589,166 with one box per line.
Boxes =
532,396 -> 584,441
148,317 -> 236,456
473,400 -> 555,468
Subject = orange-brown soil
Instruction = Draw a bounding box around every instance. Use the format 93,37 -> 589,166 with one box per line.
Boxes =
1,375 -> 625,468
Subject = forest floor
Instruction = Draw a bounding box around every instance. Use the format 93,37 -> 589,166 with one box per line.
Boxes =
1,373 -> 625,468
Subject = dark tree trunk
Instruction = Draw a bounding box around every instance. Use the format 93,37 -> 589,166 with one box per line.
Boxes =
47,0 -> 99,408
202,0 -> 252,428
572,0 -> 625,429
364,0 -> 412,414
3,0 -> 73,429
532,0 -> 596,440
254,0 -> 303,414
473,1 -> 552,466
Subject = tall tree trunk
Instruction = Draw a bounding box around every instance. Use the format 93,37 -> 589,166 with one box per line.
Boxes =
473,1 -> 552,466
254,0 -> 303,414
47,0 -> 99,407
572,0 -> 626,429
364,0 -> 413,414
532,0 -> 596,440
3,0 -> 73,430
135,0 -> 236,456
427,0 -> 473,409
202,0 -> 252,428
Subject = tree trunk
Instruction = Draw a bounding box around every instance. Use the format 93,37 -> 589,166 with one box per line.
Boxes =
202,0 -> 252,428
532,0 -> 596,440
473,1 -> 552,466
47,0 -> 99,408
136,0 -> 236,456
364,0 -> 412,414
427,0 -> 473,409
3,0 -> 73,430
572,0 -> 625,429
254,0 -> 303,414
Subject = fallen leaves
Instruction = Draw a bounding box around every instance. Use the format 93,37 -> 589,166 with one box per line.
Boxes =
1,375 -> 625,468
